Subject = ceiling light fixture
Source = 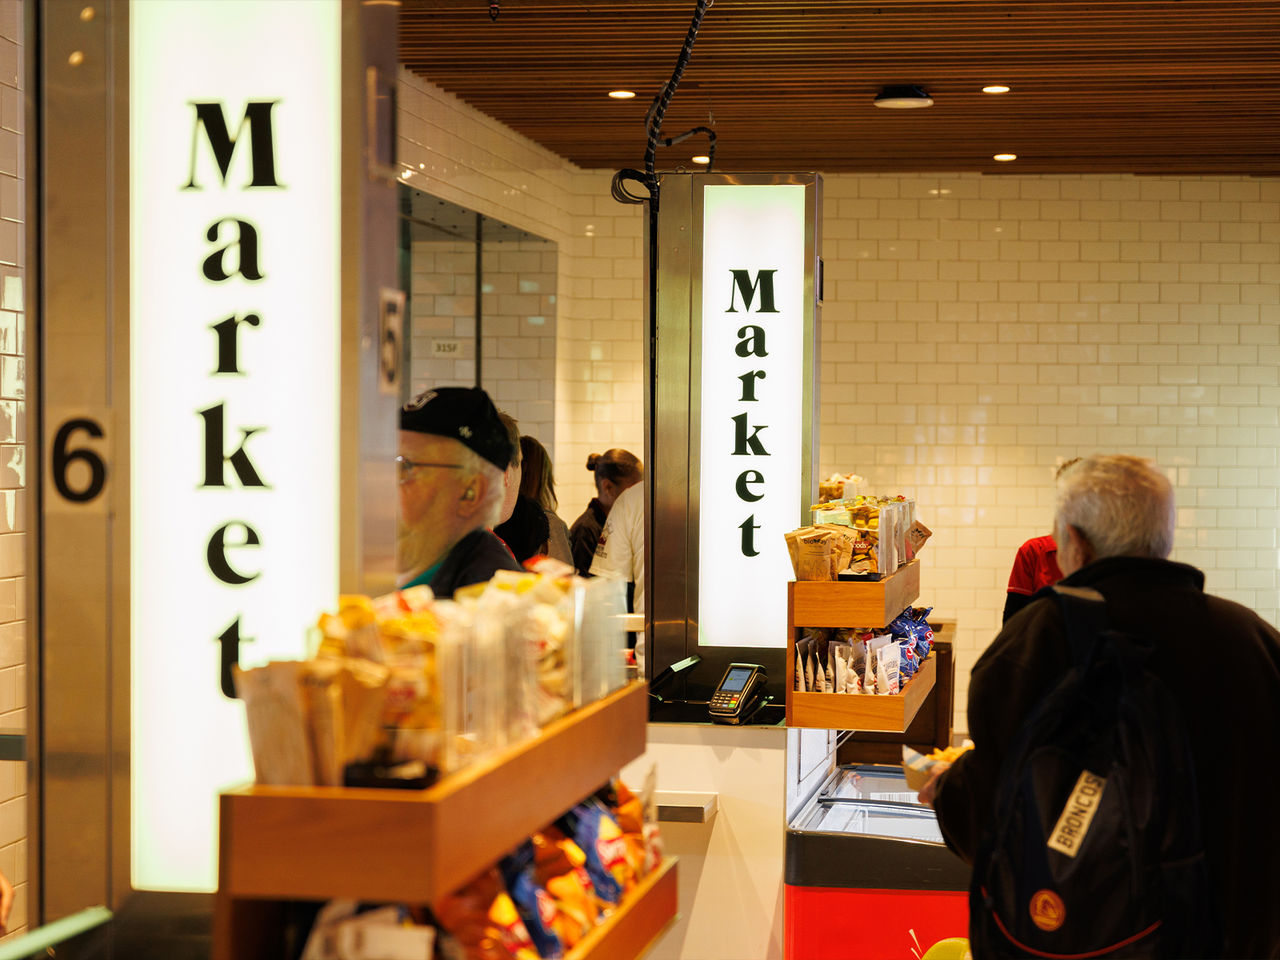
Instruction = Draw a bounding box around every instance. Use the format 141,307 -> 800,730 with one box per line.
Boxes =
982,85 -> 1011,94
993,153 -> 1017,162
608,90 -> 636,100
873,84 -> 933,109
691,155 -> 711,165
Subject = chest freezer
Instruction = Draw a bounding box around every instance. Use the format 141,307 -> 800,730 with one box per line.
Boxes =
784,764 -> 970,960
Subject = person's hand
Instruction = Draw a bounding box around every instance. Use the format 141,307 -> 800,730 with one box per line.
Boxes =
916,760 -> 952,808
0,868 -> 14,935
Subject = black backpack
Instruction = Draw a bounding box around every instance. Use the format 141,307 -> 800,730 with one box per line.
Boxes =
969,586 -> 1218,959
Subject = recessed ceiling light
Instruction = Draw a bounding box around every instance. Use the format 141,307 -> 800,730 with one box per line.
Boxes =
691,155 -> 711,165
982,85 -> 1011,94
873,84 -> 934,109
993,153 -> 1018,162
608,90 -> 636,100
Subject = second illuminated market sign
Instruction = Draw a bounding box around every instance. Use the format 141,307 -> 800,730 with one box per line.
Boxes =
698,184 -> 806,649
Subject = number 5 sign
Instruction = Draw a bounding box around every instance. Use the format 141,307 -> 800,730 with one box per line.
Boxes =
46,411 -> 111,512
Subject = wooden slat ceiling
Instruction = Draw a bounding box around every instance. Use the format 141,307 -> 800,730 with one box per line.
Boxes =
400,0 -> 1280,175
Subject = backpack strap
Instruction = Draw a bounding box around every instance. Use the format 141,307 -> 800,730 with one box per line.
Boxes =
1051,584 -> 1111,669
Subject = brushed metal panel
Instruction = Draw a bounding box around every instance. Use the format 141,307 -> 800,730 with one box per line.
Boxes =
37,0 -> 125,924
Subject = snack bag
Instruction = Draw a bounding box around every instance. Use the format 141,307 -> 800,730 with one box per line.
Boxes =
794,635 -> 809,692
784,526 -> 819,578
811,631 -> 832,692
897,638 -> 920,680
814,524 -> 856,577
829,642 -> 851,694
796,635 -> 816,692
234,661 -> 315,786
796,531 -> 834,581
532,830 -> 599,947
845,499 -> 882,577
869,635 -> 901,695
557,800 -> 630,908
906,518 -> 933,558
876,498 -> 899,574
498,841 -> 566,959
434,867 -> 541,960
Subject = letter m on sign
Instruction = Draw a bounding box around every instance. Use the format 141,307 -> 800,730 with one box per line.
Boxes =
726,269 -> 779,313
185,101 -> 281,190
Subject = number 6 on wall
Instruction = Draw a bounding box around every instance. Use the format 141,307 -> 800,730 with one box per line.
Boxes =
47,413 -> 110,510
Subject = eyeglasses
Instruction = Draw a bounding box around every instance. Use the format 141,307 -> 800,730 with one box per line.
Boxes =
396,456 -> 465,481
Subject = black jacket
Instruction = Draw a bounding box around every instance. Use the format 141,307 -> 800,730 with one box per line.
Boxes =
428,528 -> 522,598
568,498 -> 607,576
934,556 -> 1280,958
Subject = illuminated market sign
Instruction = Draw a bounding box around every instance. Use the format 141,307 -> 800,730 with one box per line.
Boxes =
130,0 -> 340,892
698,184 -> 807,648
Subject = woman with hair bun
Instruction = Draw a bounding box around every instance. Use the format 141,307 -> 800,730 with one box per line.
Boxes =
569,448 -> 642,576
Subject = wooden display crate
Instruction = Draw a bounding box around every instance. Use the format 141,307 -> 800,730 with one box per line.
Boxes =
788,560 -> 920,629
785,563 -> 935,731
214,681 -> 660,960
786,651 -> 936,730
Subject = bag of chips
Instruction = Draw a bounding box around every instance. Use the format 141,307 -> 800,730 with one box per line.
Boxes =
557,799 -> 632,910
499,841 -> 566,959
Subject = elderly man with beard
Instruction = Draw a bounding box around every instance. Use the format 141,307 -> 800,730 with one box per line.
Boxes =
396,387 -> 522,596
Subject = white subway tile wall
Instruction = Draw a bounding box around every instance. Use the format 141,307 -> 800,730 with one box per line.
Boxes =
818,173 -> 1280,729
407,238 -> 559,444
402,71 -> 1280,734
0,0 -> 23,940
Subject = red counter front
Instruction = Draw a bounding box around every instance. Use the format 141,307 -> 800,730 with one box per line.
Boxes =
785,885 -> 968,959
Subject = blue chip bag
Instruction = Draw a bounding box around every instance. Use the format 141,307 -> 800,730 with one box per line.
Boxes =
498,840 -> 565,959
557,799 -> 625,908
898,638 -> 920,678
908,606 -> 935,659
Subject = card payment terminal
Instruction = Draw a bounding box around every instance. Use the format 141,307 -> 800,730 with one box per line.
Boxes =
708,663 -> 768,724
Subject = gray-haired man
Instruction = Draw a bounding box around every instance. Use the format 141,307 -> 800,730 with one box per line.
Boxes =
923,454 -> 1280,957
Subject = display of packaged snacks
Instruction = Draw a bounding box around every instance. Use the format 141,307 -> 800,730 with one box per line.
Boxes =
238,556 -> 637,789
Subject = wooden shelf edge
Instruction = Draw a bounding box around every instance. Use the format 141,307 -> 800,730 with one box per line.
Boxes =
219,681 -> 650,902
566,857 -> 678,960
785,652 -> 937,731
788,560 -> 921,628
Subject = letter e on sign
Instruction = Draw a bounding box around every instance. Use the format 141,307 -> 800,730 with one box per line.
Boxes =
46,410 -> 111,513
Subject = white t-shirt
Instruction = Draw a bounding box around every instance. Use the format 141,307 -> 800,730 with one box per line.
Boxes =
590,481 -> 645,670
590,481 -> 645,615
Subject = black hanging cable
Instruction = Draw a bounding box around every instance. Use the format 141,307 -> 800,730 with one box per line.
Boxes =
611,168 -> 650,204
611,0 -> 714,205
643,0 -> 711,210
660,124 -> 716,170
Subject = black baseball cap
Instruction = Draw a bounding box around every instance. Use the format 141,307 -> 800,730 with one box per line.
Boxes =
400,387 -> 513,471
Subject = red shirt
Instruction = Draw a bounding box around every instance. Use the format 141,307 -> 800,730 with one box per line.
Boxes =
1007,535 -> 1064,595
